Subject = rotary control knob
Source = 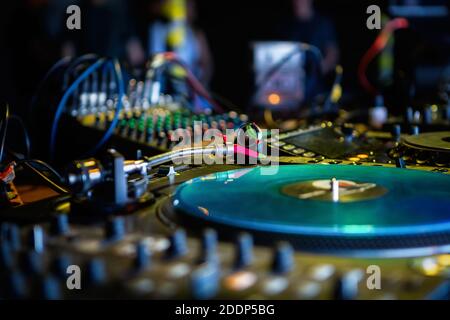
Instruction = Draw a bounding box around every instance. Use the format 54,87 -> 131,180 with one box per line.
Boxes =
51,214 -> 70,236
167,229 -> 188,258
271,242 -> 294,274
105,217 -> 126,241
134,240 -> 151,270
200,229 -> 218,264
234,233 -> 253,269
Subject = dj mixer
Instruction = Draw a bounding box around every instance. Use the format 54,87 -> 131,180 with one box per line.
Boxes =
1,54 -> 450,301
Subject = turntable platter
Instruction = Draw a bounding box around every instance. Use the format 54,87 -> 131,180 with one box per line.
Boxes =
402,131 -> 450,152
171,165 -> 450,254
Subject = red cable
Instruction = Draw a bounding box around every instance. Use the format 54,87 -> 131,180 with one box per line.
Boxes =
160,52 -> 224,113
358,18 -> 409,95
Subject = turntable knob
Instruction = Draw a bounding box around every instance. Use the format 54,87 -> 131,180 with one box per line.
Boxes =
405,107 -> 414,124
271,242 -> 294,274
167,229 -> 188,258
423,106 -> 432,125
105,217 -> 126,241
190,263 -> 220,299
0,243 -> 14,270
134,240 -> 151,270
86,259 -> 107,285
51,214 -> 70,236
391,125 -> 401,141
334,270 -> 363,300
51,254 -> 72,278
1,223 -> 21,251
201,229 -> 218,263
7,271 -> 28,299
410,125 -> 420,135
29,226 -> 45,253
22,251 -> 45,275
234,233 -> 253,269
39,275 -> 62,299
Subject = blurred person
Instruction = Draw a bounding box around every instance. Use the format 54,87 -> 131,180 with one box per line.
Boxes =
280,0 -> 339,75
147,0 -> 213,85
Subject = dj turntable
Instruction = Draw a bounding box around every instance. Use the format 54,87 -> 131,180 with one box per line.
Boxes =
1,143 -> 449,300
2,51 -> 450,301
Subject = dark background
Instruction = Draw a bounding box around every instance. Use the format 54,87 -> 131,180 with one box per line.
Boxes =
0,0 -> 449,116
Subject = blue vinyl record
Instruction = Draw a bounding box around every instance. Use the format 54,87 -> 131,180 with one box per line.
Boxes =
173,165 -> 450,238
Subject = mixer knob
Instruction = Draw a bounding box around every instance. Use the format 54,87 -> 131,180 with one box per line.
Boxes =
51,254 -> 72,279
391,125 -> 401,141
167,229 -> 188,258
405,107 -> 414,124
1,223 -> 21,250
423,106 -> 433,125
29,226 -> 45,253
190,263 -> 220,299
7,271 -> 28,299
271,242 -> 294,274
86,259 -> 107,285
51,214 -> 70,236
39,275 -> 62,300
200,229 -> 218,263
410,125 -> 420,135
234,233 -> 253,269
105,217 -> 126,241
333,270 -> 363,300
134,240 -> 151,270
0,242 -> 14,270
22,251 -> 45,275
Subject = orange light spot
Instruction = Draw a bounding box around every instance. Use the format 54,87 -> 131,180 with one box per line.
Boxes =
268,93 -> 281,105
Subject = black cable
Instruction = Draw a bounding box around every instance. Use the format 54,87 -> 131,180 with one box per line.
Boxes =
19,160 -> 69,194
0,104 -> 10,163
8,115 -> 31,159
18,159 -> 65,184
29,56 -> 72,114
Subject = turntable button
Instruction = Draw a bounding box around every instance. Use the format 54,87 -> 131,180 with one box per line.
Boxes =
271,242 -> 294,274
234,233 -> 253,269
309,264 -> 336,281
167,229 -> 188,258
302,152 -> 316,158
263,276 -> 289,296
327,160 -> 342,164
282,144 -> 296,151
292,148 -> 305,154
297,281 -> 322,299
272,141 -> 285,147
